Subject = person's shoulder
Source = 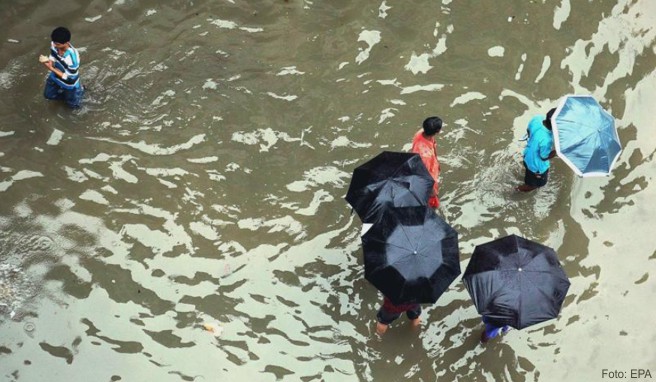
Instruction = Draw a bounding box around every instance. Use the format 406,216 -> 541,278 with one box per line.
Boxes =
529,114 -> 544,125
527,115 -> 545,132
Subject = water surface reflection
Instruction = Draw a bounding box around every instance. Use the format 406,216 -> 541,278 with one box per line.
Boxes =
0,0 -> 655,381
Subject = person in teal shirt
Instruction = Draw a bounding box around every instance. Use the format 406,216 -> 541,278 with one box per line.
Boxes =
517,108 -> 556,192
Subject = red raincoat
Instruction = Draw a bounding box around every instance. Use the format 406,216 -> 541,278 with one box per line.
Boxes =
411,130 -> 440,208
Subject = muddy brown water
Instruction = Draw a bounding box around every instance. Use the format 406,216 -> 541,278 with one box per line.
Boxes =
0,0 -> 655,381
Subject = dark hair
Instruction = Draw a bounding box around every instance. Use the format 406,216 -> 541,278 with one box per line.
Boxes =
543,108 -> 556,130
51,27 -> 71,44
422,116 -> 443,136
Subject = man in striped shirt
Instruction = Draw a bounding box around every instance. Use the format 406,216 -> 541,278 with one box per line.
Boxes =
40,27 -> 84,109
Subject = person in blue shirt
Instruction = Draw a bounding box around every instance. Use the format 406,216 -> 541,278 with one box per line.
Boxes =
40,27 -> 84,109
516,108 -> 556,192
480,316 -> 511,343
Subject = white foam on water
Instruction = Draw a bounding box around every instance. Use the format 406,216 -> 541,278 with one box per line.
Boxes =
46,129 -> 64,146
355,30 -> 381,64
488,46 -> 505,57
562,0 -> 655,96
378,1 -> 391,18
64,166 -> 88,183
7,39 -> 19,44
276,66 -> 305,76
152,63 -> 168,72
378,108 -> 397,124
237,216 -> 305,239
101,185 -> 118,194
329,136 -> 372,150
266,92 -> 298,101
116,203 -> 194,254
120,224 -> 182,255
54,198 -> 75,211
202,79 -> 218,90
151,89 -> 176,106
188,156 -> 218,164
210,19 -> 238,29
231,128 -> 300,152
160,179 -> 178,188
450,91 -> 487,107
240,27 -> 263,33
189,221 -> 219,241
143,168 -> 189,177
534,56 -> 551,83
515,53 -> 527,81
79,190 -> 109,205
206,170 -> 226,182
109,159 -> 138,184
83,169 -> 106,180
377,79 -> 400,87
85,15 -> 102,23
405,53 -> 433,74
553,0 -> 571,30
90,134 -> 206,155
400,83 -> 444,94
0,171 -> 43,192
146,9 -> 157,16
404,26 -> 448,74
295,190 -> 333,216
0,131 -> 14,137
286,166 -> 349,192
0,74 -> 11,90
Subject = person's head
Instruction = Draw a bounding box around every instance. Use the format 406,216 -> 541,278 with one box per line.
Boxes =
51,27 -> 71,49
543,108 -> 556,130
422,116 -> 443,136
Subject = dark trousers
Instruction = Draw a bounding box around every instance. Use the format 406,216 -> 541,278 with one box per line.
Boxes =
44,77 -> 84,109
376,304 -> 422,325
523,162 -> 549,188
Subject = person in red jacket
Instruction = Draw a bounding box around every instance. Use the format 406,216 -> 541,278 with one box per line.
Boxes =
411,117 -> 442,208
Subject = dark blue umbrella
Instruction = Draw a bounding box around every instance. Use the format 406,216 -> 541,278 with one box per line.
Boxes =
462,235 -> 570,329
552,95 -> 621,177
362,206 -> 460,305
345,151 -> 434,223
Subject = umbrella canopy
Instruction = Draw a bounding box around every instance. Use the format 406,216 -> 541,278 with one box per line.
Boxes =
552,95 -> 621,177
345,151 -> 434,223
362,206 -> 460,305
462,235 -> 570,330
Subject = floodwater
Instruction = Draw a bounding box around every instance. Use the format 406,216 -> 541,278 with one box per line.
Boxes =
0,0 -> 655,381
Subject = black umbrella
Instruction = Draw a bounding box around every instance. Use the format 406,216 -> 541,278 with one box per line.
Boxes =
345,151 -> 434,223
362,206 -> 460,305
462,235 -> 570,330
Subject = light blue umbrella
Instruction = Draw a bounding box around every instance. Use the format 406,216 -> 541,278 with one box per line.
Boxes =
551,95 -> 621,177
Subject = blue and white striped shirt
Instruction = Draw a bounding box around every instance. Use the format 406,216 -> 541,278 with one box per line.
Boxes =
49,42 -> 81,89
